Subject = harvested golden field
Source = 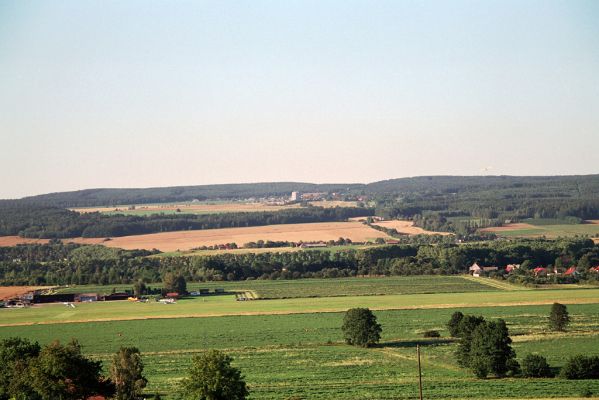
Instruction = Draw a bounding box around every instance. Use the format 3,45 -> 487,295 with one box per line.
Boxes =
68,222 -> 393,252
372,220 -> 451,235
0,236 -> 49,246
0,286 -> 52,301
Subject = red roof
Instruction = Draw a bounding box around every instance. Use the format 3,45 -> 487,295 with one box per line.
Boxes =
533,267 -> 546,273
564,266 -> 577,275
590,266 -> 599,272
166,292 -> 179,297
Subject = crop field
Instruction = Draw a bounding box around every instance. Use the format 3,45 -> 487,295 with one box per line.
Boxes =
372,220 -> 451,236
1,303 -> 598,399
482,221 -> 599,239
64,221 -> 393,252
55,276 -> 503,299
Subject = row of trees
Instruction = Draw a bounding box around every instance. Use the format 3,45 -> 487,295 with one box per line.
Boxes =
2,238 -> 598,286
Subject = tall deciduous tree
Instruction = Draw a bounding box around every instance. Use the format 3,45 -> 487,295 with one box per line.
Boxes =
342,308 -> 382,347
0,337 -> 41,400
162,272 -> 187,294
468,319 -> 518,378
180,350 -> 248,400
110,347 -> 147,400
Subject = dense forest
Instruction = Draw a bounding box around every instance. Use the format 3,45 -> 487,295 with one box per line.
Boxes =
0,205 -> 372,238
1,239 -> 597,286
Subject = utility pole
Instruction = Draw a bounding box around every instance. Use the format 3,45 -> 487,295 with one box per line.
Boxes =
417,344 -> 423,400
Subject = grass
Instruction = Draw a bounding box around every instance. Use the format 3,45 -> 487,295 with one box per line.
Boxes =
1,303 -> 598,399
157,243 -> 382,257
2,286 -> 599,326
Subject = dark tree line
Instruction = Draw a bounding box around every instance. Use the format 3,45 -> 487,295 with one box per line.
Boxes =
1,238 -> 598,287
0,205 -> 373,239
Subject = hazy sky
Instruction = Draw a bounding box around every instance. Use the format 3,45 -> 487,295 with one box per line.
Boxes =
1,0 -> 598,198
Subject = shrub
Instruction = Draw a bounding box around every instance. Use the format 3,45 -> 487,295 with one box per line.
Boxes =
423,330 -> 440,338
447,311 -> 464,337
521,354 -> 553,378
560,355 -> 599,379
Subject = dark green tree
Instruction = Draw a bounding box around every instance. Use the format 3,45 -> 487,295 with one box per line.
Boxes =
342,308 -> 382,347
0,337 -> 41,400
467,319 -> 518,378
521,354 -> 553,378
447,311 -> 464,337
180,350 -> 248,400
28,339 -> 113,400
110,347 -> 147,400
133,280 -> 147,296
454,315 -> 486,367
548,303 -> 570,331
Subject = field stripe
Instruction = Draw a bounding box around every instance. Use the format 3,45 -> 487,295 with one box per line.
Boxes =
461,276 -> 528,291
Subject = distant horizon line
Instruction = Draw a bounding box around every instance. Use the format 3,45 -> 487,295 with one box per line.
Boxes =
4,172 -> 599,201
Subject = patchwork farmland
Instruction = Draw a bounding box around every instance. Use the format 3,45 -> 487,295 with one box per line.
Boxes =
1,276 -> 598,399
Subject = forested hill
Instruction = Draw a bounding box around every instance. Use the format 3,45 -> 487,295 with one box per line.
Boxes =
7,175 -> 599,208
13,182 -> 363,207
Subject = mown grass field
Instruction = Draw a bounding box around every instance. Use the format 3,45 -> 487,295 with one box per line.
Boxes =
1,303 -> 598,399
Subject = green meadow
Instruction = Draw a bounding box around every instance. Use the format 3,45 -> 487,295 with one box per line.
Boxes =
1,303 -> 598,399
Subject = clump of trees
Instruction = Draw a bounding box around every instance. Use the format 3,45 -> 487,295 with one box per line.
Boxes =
548,302 -> 570,331
450,313 -> 519,378
560,355 -> 599,379
342,308 -> 382,347
0,338 -> 148,400
180,350 -> 248,400
162,272 -> 187,294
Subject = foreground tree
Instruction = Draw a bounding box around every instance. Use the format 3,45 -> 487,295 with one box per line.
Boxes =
0,337 -> 41,400
453,315 -> 486,367
181,350 -> 248,400
548,303 -> 570,331
342,308 -> 382,347
110,347 -> 147,400
28,339 -> 113,400
467,319 -> 518,378
560,355 -> 599,379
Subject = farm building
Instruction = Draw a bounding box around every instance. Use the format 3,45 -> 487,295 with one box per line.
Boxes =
533,267 -> 548,276
300,242 -> 327,248
469,262 -> 499,277
505,264 -> 520,273
75,293 -> 98,302
166,292 -> 180,299
564,266 -> 579,276
590,266 -> 599,273
102,292 -> 130,301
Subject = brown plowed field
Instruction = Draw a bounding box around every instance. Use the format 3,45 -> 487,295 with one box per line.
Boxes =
67,222 -> 392,252
372,220 -> 451,235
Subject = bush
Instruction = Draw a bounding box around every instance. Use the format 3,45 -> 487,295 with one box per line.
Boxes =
342,308 -> 382,348
560,355 -> 599,379
447,311 -> 464,337
521,354 -> 553,378
423,330 -> 441,338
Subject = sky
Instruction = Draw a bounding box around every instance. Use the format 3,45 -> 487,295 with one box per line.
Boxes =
1,0 -> 598,199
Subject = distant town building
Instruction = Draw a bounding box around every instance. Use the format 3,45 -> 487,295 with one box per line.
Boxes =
290,191 -> 300,201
